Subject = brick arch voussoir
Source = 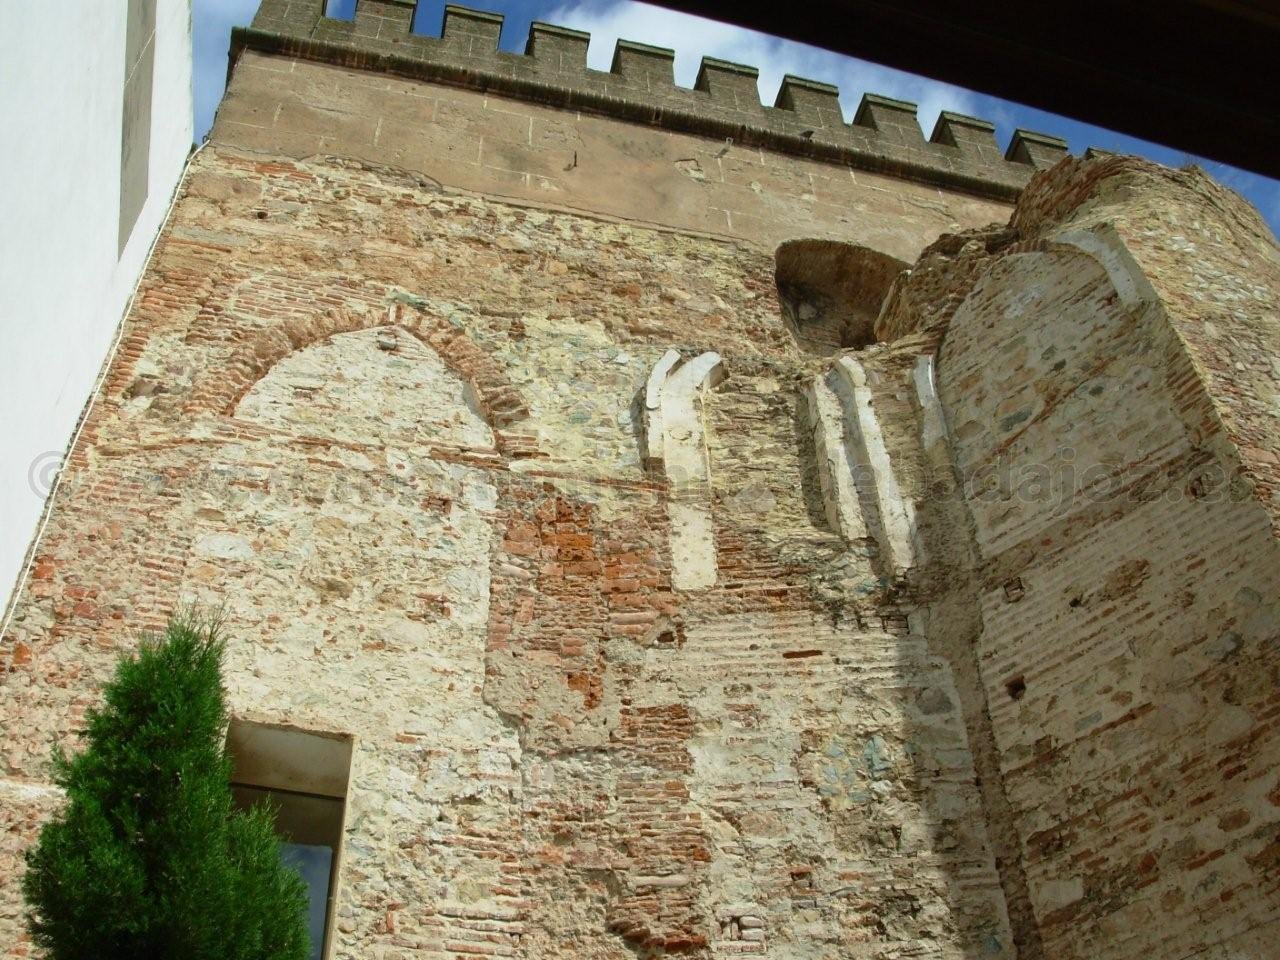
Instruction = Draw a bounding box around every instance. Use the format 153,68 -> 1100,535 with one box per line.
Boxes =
184,307 -> 370,416
185,304 -> 536,454
396,308 -> 530,429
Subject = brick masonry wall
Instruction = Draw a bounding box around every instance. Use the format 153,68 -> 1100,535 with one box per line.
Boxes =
930,159 -> 1280,959
0,146 -> 1015,959
4,25 -> 1278,960
1015,157 -> 1280,542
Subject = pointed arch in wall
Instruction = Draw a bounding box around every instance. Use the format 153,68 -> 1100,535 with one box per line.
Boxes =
185,303 -> 534,452
235,324 -> 497,450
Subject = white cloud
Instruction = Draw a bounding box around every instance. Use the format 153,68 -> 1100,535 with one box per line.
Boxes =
543,0 -> 986,137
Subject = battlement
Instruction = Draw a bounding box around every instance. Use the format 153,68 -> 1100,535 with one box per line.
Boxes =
232,0 -> 1071,200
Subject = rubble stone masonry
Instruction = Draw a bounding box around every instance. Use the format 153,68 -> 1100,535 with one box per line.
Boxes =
2,4 -> 1278,959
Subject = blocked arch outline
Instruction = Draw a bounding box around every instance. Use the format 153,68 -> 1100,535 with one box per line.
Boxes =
186,303 -> 531,436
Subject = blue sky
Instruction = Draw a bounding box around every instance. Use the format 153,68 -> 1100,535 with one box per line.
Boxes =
194,0 -> 1280,234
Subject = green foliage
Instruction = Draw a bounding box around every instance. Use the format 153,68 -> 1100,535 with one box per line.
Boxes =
22,614 -> 310,960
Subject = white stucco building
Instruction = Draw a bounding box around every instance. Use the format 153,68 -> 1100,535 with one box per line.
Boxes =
0,1 -> 193,612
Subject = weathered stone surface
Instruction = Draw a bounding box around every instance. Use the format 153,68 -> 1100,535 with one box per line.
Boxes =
233,1 -> 1063,201
3,15 -> 1279,960
213,50 -> 1013,260
897,155 -> 1280,960
0,144 -> 1012,959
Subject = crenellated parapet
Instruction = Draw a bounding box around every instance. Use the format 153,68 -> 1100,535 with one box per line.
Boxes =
233,1 -> 1070,200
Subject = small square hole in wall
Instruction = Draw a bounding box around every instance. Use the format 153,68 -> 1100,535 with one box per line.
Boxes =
1006,675 -> 1027,701
227,721 -> 354,960
1003,577 -> 1025,603
645,617 -> 686,650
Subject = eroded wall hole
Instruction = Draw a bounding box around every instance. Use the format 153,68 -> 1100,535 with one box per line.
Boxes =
774,239 -> 907,354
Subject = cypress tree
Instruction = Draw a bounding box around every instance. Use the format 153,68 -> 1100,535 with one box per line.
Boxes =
22,614 -> 310,960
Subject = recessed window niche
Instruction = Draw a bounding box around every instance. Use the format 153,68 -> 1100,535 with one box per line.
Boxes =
227,720 -> 354,960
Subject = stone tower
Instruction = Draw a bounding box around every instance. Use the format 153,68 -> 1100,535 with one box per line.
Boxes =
3,3 -> 1279,959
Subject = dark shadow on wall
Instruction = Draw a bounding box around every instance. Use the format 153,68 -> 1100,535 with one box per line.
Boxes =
775,240 -> 908,355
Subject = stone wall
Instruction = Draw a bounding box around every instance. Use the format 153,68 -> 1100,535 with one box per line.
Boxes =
4,5 -> 1279,958
236,0 -> 1066,201
0,145 -> 1015,958
214,49 -> 1012,259
908,158 -> 1280,959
